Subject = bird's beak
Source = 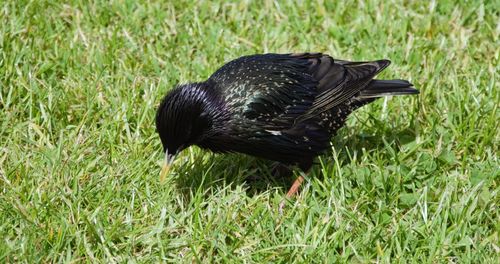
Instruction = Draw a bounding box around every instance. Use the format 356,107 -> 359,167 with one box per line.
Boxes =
160,151 -> 175,182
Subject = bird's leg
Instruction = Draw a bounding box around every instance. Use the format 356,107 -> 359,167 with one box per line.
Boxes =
279,174 -> 305,214
285,175 -> 305,198
279,159 -> 313,213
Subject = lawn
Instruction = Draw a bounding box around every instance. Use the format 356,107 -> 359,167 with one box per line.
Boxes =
0,0 -> 498,262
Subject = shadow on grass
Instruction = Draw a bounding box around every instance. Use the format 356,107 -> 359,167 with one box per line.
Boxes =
173,126 -> 418,199
173,153 -> 294,198
332,127 -> 418,164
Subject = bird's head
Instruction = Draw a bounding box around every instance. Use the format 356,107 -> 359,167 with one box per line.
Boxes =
155,82 -> 215,180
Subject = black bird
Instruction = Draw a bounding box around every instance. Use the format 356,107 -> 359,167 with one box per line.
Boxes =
156,53 -> 418,199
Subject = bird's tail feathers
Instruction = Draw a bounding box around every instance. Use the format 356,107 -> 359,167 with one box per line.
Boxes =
357,79 -> 419,99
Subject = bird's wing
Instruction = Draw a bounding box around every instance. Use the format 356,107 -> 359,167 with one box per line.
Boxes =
210,53 -> 389,127
209,53 -> 319,130
290,53 -> 390,122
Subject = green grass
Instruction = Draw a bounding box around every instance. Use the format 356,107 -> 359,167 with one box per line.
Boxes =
1,0 -> 498,262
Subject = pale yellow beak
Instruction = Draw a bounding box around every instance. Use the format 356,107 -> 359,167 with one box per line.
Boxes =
160,151 -> 175,182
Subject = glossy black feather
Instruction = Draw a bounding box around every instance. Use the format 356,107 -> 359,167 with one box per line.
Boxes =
156,53 -> 419,169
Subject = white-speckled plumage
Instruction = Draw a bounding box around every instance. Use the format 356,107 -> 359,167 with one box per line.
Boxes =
156,53 -> 418,168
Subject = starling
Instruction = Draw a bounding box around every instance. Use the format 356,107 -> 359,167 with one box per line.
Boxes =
156,53 -> 418,199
